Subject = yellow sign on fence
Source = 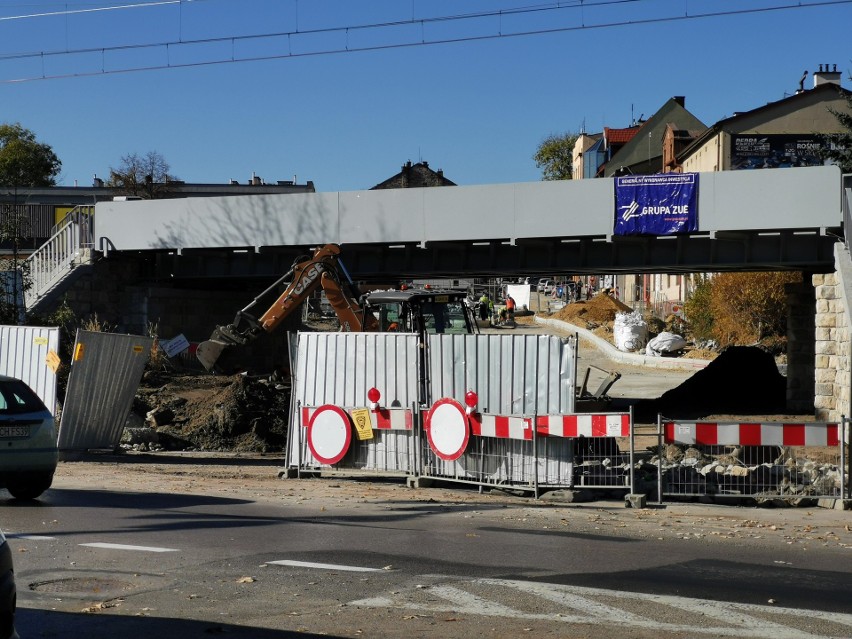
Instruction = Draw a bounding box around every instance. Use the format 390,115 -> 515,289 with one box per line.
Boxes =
350,408 -> 374,441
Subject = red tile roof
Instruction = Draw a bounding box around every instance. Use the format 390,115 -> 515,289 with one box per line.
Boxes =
604,126 -> 641,144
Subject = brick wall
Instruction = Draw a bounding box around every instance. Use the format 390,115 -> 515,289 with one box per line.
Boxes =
813,246 -> 852,421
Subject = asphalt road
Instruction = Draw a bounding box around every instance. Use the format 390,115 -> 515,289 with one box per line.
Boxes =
3,463 -> 851,639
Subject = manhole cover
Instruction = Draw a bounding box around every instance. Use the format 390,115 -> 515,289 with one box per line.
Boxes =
29,577 -> 135,594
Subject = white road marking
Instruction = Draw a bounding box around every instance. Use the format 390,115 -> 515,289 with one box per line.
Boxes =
348,577 -> 852,639
480,578 -> 833,639
487,578 -> 656,625
267,560 -> 385,572
79,542 -> 179,553
427,585 -> 527,617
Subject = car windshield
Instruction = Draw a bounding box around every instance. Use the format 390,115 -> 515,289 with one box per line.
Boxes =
0,380 -> 47,414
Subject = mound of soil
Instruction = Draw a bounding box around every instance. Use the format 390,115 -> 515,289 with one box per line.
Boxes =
133,371 -> 289,452
550,293 -> 633,325
633,346 -> 788,421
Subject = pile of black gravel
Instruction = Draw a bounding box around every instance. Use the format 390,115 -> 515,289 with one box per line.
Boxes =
633,346 -> 789,421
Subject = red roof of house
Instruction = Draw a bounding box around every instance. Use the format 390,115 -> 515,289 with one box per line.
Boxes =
604,126 -> 641,144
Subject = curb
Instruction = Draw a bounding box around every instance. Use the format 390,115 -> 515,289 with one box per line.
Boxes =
534,316 -> 713,372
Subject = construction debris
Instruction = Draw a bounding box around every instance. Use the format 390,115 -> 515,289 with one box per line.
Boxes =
130,372 -> 289,452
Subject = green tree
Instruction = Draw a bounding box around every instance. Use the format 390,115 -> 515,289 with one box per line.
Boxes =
0,123 -> 62,323
683,275 -> 714,340
533,132 -> 578,180
108,151 -> 178,199
0,123 -> 62,187
819,72 -> 852,172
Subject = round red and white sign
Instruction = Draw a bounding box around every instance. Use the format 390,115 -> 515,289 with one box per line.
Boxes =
425,398 -> 470,461
307,405 -> 352,465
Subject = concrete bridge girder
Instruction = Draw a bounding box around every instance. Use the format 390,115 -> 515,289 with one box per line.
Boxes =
151,230 -> 840,284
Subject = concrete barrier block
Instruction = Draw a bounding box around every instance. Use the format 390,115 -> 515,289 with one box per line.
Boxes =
406,476 -> 434,489
625,493 -> 647,509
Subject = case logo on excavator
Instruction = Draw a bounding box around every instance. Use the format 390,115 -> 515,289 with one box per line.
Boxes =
293,264 -> 325,296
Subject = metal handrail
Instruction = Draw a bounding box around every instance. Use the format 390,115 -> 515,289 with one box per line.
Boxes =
23,205 -> 95,311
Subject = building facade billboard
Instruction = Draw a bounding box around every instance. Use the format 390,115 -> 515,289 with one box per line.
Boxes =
730,134 -> 827,170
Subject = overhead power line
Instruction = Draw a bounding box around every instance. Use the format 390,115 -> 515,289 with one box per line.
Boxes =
0,0 -> 204,23
0,0 -> 850,83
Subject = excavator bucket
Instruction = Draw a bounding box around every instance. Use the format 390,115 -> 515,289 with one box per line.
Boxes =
196,338 -> 230,372
197,318 -> 260,372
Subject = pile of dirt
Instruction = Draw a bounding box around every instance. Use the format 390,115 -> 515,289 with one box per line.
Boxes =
132,371 -> 289,452
550,293 -> 633,325
633,346 -> 788,421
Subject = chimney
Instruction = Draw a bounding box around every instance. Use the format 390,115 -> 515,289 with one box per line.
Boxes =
813,63 -> 842,88
797,70 -> 808,94
250,172 -> 262,185
93,174 -> 104,188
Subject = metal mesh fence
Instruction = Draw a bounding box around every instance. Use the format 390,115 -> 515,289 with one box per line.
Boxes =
420,435 -> 554,492
572,435 -> 632,489
418,411 -> 633,494
656,418 -> 846,503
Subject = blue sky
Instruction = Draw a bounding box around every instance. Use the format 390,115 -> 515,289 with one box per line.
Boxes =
0,0 -> 850,192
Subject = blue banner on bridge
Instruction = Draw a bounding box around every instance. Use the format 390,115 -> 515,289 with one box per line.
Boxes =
614,173 -> 699,236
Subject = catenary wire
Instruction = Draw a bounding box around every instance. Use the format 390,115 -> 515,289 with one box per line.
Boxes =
0,0 -> 849,82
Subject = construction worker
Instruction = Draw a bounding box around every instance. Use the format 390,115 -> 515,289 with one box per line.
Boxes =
478,292 -> 492,322
505,294 -> 516,323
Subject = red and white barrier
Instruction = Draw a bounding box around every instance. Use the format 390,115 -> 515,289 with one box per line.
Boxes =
536,413 -> 630,438
301,404 -> 415,466
469,413 -> 532,441
665,421 -> 840,447
301,406 -> 412,431
372,408 -> 412,431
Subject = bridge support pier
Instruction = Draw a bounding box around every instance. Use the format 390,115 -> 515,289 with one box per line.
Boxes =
812,244 -> 852,422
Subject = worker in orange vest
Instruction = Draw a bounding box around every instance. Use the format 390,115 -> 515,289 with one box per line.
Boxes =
505,294 -> 516,323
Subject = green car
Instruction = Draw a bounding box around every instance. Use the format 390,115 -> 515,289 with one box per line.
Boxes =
0,376 -> 58,500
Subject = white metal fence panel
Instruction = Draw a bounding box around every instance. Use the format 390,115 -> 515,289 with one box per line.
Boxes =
426,333 -> 576,414
57,331 -> 153,451
294,332 -> 419,409
0,325 -> 60,413
288,332 -> 420,473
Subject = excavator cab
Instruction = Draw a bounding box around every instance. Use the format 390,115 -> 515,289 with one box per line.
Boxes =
361,289 -> 477,339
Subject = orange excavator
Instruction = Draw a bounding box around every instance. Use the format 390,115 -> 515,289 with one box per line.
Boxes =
196,244 -> 378,371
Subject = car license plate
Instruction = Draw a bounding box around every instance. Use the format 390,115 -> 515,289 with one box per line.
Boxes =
0,426 -> 29,438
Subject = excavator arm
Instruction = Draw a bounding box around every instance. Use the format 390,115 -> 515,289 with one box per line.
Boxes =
196,243 -> 375,371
